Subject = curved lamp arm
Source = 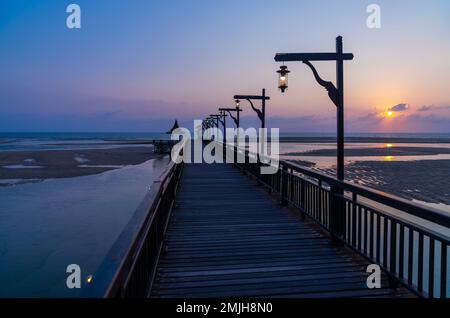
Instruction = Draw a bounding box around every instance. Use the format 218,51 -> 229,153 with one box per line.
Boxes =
303,61 -> 339,107
246,99 -> 264,121
226,110 -> 238,126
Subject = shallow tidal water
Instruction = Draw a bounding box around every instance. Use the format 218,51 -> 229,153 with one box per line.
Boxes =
280,142 -> 450,167
0,157 -> 169,297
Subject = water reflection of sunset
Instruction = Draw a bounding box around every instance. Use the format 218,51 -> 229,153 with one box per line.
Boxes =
384,156 -> 394,161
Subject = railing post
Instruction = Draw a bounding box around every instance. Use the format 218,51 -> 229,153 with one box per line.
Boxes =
329,185 -> 345,243
300,179 -> 306,221
351,193 -> 357,247
242,149 -> 249,175
281,165 -> 288,206
388,220 -> 399,289
256,156 -> 262,186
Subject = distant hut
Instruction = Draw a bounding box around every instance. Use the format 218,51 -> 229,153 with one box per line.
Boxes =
153,120 -> 179,154
167,119 -> 179,134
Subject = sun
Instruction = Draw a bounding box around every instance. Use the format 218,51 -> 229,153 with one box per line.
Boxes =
380,110 -> 395,118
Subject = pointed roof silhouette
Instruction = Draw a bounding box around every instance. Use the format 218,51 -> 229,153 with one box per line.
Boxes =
167,119 -> 179,134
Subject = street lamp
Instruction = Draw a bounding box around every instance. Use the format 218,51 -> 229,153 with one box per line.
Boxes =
219,107 -> 242,129
210,112 -> 227,161
274,36 -> 354,181
219,106 -> 242,164
277,65 -> 290,93
233,89 -> 270,129
202,117 -> 215,140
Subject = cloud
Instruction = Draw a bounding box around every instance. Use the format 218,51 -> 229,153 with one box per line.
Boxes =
346,112 -> 383,131
418,105 -> 450,112
263,115 -> 335,132
418,105 -> 433,112
389,103 -> 409,112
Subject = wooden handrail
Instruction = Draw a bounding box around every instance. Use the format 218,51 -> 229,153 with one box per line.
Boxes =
234,145 -> 449,298
281,160 -> 450,229
82,140 -> 186,298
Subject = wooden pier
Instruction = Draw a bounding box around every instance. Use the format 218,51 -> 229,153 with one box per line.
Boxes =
150,163 -> 411,298
86,145 -> 449,299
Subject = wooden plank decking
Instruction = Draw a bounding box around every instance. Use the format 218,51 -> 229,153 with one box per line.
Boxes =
151,163 -> 413,298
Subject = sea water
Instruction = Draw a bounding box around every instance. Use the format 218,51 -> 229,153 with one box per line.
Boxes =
0,157 -> 169,297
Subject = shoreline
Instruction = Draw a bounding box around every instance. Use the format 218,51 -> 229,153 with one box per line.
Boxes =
0,147 -> 163,182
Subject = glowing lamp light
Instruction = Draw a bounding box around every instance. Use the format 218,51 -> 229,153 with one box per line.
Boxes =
277,65 -> 290,93
86,275 -> 93,284
235,99 -> 240,110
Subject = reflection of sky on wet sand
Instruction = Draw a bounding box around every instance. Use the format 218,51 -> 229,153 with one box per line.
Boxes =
0,157 -> 169,297
280,143 -> 450,168
280,142 -> 450,216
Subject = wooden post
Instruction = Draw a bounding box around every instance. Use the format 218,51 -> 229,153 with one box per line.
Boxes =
281,165 -> 288,206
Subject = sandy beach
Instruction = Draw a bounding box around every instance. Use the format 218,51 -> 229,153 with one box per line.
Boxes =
0,146 -> 162,182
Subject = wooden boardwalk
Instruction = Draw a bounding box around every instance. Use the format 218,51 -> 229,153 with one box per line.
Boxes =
151,163 -> 413,298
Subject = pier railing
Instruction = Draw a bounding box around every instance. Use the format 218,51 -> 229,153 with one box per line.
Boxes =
83,145 -> 183,298
234,146 -> 450,298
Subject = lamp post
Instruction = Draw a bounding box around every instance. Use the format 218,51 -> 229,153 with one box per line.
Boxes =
203,117 -> 215,139
219,106 -> 242,164
234,89 -> 270,162
210,112 -> 227,161
274,36 -> 353,241
219,106 -> 242,129
233,89 -> 270,129
274,36 -> 353,181
209,115 -> 220,129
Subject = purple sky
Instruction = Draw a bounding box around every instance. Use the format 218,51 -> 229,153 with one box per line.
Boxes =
1,0 -> 449,132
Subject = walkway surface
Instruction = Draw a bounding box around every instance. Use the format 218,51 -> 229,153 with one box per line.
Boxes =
151,163 -> 413,298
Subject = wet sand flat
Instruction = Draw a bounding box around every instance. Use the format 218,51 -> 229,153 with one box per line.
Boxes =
0,146 -> 162,181
316,159 -> 450,205
283,146 -> 450,157
278,137 -> 450,144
